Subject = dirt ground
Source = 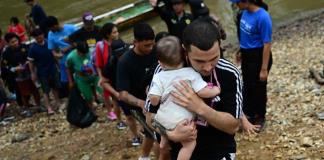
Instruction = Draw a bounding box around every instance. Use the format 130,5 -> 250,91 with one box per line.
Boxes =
0,12 -> 323,160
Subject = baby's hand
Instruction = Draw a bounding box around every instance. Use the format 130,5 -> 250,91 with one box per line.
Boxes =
208,83 -> 221,97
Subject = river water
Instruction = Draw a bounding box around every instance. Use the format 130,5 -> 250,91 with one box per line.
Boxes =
0,0 -> 323,43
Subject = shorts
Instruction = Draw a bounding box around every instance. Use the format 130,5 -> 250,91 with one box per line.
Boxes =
129,108 -> 155,139
39,72 -> 61,94
103,89 -> 110,99
75,76 -> 102,102
16,79 -> 38,96
117,101 -> 131,116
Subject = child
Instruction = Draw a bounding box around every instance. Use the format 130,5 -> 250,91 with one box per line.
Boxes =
7,17 -> 28,42
148,36 -> 220,160
66,41 -> 102,111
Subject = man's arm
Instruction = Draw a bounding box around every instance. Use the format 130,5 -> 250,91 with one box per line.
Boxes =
171,80 -> 240,135
119,91 -> 145,109
260,43 -> 271,81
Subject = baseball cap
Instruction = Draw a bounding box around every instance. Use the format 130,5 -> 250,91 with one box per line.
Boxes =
189,0 -> 209,16
82,12 -> 94,24
111,39 -> 129,57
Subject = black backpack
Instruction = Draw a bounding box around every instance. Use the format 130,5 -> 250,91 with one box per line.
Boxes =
66,87 -> 97,128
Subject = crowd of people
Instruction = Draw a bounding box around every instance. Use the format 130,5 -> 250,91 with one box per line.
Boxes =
0,0 -> 273,159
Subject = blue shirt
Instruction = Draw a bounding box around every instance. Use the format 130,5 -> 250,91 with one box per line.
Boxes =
30,4 -> 47,25
239,8 -> 272,49
48,24 -> 77,82
28,41 -> 57,77
48,24 -> 77,50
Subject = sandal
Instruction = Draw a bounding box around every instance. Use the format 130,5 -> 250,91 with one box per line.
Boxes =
47,107 -> 55,115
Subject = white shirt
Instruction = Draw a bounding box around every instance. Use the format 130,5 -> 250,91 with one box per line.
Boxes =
148,67 -> 207,129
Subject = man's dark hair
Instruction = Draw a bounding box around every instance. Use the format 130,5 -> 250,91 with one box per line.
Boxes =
182,17 -> 221,51
156,36 -> 183,67
100,22 -> 116,40
133,23 -> 155,41
4,32 -> 20,43
155,31 -> 170,43
31,28 -> 43,37
10,17 -> 19,25
76,41 -> 89,54
46,16 -> 59,28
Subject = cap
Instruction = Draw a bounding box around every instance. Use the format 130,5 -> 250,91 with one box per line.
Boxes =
229,0 -> 241,3
189,0 -> 209,16
82,12 -> 94,24
111,39 -> 129,57
171,0 -> 184,4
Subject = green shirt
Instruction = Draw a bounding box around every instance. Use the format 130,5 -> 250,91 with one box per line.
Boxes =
66,50 -> 96,81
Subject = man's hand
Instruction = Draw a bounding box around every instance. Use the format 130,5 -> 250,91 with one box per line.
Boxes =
259,69 -> 268,81
167,120 -> 197,142
31,73 -> 38,82
241,117 -> 261,135
15,65 -> 24,73
171,80 -> 205,114
98,77 -> 108,87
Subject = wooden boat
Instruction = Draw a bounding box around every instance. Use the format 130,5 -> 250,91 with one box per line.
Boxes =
74,0 -> 158,30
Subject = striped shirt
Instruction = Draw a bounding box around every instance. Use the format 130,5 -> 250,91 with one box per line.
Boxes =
146,58 -> 243,156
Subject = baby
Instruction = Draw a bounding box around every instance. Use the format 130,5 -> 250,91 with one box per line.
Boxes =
148,36 -> 220,160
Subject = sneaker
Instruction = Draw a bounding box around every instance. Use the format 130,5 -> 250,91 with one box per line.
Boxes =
107,112 -> 117,121
20,110 -> 33,118
47,107 -> 55,115
131,137 -> 142,146
116,121 -> 127,130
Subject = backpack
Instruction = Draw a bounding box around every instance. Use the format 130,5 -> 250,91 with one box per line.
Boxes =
66,87 -> 97,128
90,40 -> 107,69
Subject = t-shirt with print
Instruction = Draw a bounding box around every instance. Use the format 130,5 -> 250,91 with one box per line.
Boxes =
28,41 -> 57,77
1,45 -> 30,81
149,67 -> 207,129
239,8 -> 272,49
66,49 -> 96,81
116,49 -> 157,109
48,24 -> 77,82
68,26 -> 101,49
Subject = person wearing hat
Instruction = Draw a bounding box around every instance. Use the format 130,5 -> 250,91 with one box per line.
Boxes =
28,29 -> 60,115
68,12 -> 101,50
149,0 -> 193,40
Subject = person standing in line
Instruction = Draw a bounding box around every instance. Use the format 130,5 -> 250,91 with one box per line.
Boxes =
95,23 -> 125,127
117,23 -> 157,160
7,17 -> 28,42
28,29 -> 60,115
1,33 -> 41,117
24,0 -> 48,37
47,16 -> 77,98
147,18 -> 242,160
231,0 -> 272,130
